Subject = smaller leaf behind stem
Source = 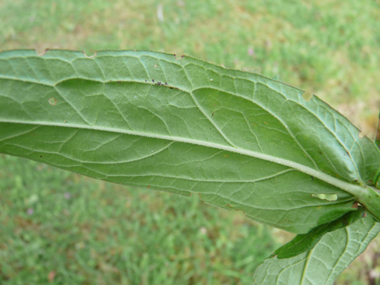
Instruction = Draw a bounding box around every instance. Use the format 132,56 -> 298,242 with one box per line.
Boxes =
273,207 -> 365,259
253,214 -> 380,285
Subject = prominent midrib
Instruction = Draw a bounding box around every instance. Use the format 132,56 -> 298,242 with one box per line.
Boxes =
0,73 -> 363,180
0,119 -> 366,197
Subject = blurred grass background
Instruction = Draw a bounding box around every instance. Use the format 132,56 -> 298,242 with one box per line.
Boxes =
0,0 -> 380,284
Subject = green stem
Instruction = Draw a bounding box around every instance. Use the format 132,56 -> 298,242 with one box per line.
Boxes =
356,186 -> 380,222
375,168 -> 380,190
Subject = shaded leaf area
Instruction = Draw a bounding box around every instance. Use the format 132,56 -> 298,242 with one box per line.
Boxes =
253,215 -> 380,285
0,50 -> 379,233
273,206 -> 365,259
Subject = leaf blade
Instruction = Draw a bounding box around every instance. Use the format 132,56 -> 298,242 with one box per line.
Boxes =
273,207 -> 365,259
253,215 -> 380,285
1,49 -> 379,233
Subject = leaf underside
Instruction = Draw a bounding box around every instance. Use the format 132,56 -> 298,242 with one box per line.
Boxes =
273,207 -> 365,259
0,50 -> 379,234
253,215 -> 380,285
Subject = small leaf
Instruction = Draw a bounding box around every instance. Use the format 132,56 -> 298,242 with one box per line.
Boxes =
253,215 -> 380,285
273,207 -> 365,259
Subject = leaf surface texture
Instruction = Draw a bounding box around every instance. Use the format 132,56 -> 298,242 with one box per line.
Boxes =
0,50 -> 379,233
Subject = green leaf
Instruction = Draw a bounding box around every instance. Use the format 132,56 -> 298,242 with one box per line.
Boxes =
375,110 -> 380,188
253,215 -> 380,285
0,50 -> 379,234
376,110 -> 380,150
273,206 -> 365,259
